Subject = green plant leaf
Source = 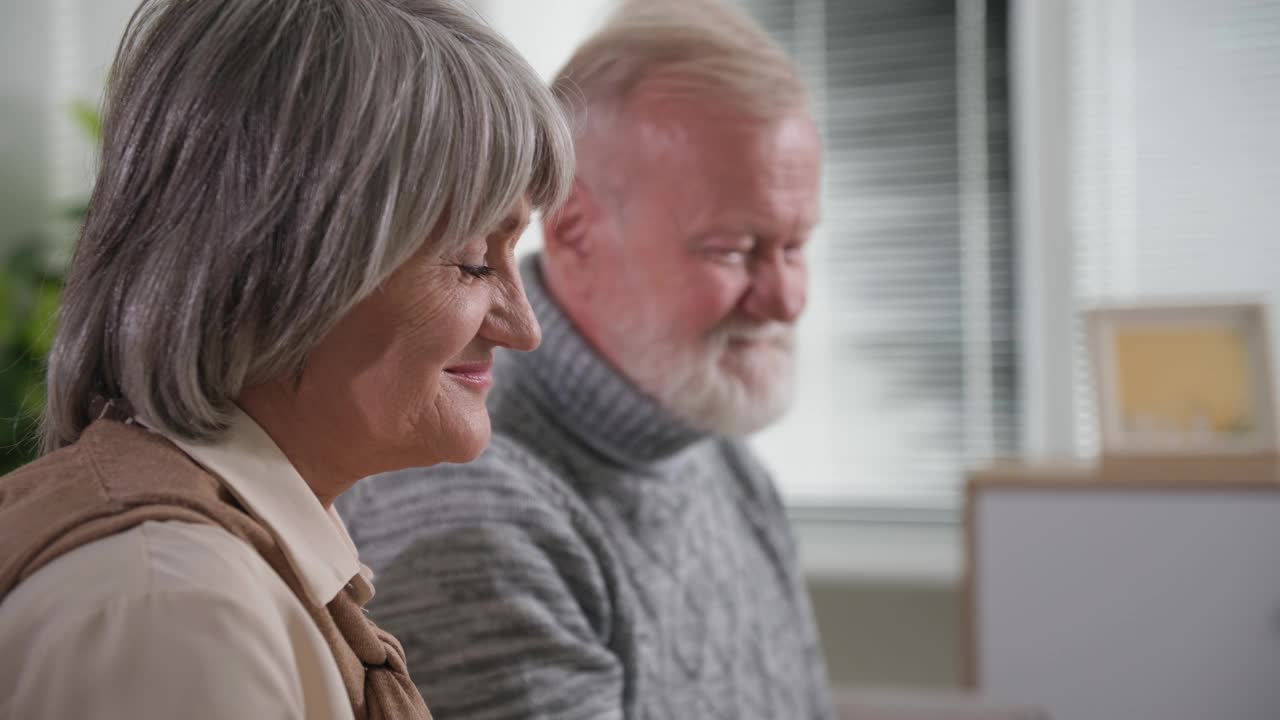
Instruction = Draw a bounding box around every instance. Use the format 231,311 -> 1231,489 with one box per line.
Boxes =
25,283 -> 61,358
0,271 -> 18,350
17,369 -> 46,418
70,100 -> 103,142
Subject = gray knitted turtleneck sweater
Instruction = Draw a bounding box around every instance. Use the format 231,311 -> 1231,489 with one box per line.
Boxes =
338,255 -> 834,720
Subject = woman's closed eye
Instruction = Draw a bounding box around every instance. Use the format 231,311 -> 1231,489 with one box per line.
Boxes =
459,264 -> 496,279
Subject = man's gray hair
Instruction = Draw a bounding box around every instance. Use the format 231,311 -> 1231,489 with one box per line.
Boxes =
552,0 -> 808,142
42,0 -> 574,452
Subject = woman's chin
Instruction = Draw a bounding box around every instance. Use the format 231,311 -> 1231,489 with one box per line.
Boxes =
435,417 -> 492,465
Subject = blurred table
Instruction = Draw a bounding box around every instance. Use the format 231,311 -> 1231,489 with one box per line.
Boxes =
834,688 -> 1047,720
965,456 -> 1280,720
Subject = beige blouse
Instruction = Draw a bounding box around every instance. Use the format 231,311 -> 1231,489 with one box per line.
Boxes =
0,409 -> 370,719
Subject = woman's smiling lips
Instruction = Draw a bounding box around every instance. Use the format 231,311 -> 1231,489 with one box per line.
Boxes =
443,360 -> 494,389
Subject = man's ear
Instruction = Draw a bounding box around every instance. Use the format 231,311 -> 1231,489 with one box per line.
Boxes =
543,180 -> 600,261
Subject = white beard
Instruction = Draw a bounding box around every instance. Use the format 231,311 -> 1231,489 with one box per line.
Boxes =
613,315 -> 797,436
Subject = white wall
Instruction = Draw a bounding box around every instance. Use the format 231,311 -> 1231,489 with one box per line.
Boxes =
0,0 -> 139,255
469,0 -> 618,256
471,0 -> 615,81
1,0 -> 55,249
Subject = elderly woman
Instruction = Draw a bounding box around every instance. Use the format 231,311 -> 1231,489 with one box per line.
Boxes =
0,0 -> 571,718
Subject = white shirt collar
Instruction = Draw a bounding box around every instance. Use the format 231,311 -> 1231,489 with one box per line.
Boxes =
165,407 -> 370,606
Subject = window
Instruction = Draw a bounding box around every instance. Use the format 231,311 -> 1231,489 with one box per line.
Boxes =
742,0 -> 1017,512
1066,0 -> 1280,458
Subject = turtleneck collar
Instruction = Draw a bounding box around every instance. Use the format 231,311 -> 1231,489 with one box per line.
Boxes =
493,253 -> 711,468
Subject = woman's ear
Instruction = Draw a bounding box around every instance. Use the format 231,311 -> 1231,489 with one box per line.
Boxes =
543,180 -> 599,261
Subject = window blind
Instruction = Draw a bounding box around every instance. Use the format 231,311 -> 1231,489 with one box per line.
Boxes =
743,0 -> 1017,510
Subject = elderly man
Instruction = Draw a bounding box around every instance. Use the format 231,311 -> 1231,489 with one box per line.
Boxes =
339,1 -> 831,718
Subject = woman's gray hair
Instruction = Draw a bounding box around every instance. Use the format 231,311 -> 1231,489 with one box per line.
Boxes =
42,0 -> 574,452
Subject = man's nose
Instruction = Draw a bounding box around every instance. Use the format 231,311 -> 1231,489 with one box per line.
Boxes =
740,253 -> 806,324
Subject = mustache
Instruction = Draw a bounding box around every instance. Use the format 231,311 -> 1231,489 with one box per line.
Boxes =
709,320 -> 796,350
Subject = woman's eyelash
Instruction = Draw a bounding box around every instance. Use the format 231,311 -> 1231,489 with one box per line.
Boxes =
459,264 -> 496,278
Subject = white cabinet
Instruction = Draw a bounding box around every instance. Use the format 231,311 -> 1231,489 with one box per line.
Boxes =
965,460 -> 1280,720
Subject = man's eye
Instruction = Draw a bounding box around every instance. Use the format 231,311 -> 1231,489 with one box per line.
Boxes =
459,264 -> 496,278
706,248 -> 749,263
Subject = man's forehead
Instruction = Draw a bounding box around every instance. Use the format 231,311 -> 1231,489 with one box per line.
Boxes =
594,91 -> 822,235
626,91 -> 779,140
624,112 -> 797,181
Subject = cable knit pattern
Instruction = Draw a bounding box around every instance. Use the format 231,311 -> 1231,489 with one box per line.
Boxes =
339,254 -> 834,720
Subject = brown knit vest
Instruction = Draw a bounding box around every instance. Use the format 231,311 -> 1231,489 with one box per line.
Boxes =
0,419 -> 431,719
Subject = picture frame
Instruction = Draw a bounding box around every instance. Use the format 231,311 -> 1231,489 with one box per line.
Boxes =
1086,302 -> 1277,456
